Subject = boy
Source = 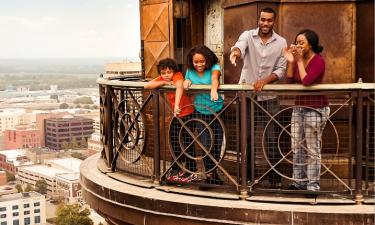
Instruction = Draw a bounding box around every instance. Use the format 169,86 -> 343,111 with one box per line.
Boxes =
144,58 -> 197,183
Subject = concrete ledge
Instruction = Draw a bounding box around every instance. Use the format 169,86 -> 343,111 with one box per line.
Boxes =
80,154 -> 374,225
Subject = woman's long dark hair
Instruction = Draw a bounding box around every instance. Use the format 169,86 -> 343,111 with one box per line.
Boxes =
186,45 -> 218,70
295,29 -> 323,54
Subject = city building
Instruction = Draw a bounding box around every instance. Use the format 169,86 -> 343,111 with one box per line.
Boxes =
0,109 -> 35,133
17,158 -> 81,198
44,158 -> 81,173
55,173 -> 81,204
17,165 -> 69,196
87,131 -> 102,155
23,148 -> 63,165
0,192 -> 46,225
35,112 -> 68,147
0,150 -> 33,174
93,118 -> 100,132
0,171 -> 7,186
105,61 -> 141,79
4,127 -> 41,150
45,116 -> 94,150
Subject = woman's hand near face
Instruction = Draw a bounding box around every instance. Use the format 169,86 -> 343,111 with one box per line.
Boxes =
283,46 -> 295,63
294,47 -> 304,62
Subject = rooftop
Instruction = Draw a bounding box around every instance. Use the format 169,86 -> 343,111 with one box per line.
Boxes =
0,192 -> 44,203
45,157 -> 82,173
56,172 -> 80,181
19,164 -> 72,179
0,150 -> 33,167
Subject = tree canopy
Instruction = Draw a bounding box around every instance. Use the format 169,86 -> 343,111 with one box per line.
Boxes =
55,204 -> 93,225
15,184 -> 23,193
60,103 -> 69,109
35,179 -> 48,195
6,171 -> 15,182
73,96 -> 94,105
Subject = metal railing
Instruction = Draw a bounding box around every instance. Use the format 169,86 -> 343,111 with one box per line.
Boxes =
98,78 -> 374,203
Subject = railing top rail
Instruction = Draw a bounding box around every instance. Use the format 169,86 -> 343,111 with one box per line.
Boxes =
97,78 -> 375,91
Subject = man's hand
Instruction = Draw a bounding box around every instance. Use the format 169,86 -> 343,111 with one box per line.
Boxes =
253,79 -> 267,92
230,48 -> 241,67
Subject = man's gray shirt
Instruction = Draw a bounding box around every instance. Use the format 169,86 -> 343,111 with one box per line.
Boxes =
232,28 -> 287,100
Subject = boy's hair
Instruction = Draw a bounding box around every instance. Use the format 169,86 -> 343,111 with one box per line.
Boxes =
157,58 -> 179,74
260,7 -> 276,19
186,45 -> 219,71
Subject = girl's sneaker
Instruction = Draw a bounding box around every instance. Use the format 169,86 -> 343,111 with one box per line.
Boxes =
178,173 -> 197,184
166,170 -> 181,183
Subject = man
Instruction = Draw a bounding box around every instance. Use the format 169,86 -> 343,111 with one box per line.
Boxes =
230,7 -> 287,188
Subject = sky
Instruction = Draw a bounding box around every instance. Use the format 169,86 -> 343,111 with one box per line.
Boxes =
0,0 -> 140,59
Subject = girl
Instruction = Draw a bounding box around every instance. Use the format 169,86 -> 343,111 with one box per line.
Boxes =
183,45 -> 224,186
284,29 -> 330,196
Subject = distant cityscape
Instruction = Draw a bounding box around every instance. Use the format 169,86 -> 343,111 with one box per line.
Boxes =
0,58 -> 141,225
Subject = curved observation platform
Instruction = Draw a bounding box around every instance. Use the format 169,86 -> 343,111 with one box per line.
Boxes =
83,78 -> 375,224
81,154 -> 374,225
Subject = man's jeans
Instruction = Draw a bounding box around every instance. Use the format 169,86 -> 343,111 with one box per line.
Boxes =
291,106 -> 330,191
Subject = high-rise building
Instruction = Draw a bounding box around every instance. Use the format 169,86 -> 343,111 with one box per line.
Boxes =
45,116 -> 94,150
35,112 -> 68,147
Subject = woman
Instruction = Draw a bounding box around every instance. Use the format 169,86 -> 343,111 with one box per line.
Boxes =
284,29 -> 330,195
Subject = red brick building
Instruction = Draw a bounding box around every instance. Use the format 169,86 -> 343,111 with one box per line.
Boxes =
0,150 -> 33,174
4,128 -> 41,150
45,116 -> 94,150
0,171 -> 7,185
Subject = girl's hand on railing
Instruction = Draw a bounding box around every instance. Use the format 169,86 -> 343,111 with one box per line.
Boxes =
210,90 -> 219,101
183,80 -> 192,90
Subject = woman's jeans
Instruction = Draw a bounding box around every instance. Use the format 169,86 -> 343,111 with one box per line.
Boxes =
291,106 -> 330,191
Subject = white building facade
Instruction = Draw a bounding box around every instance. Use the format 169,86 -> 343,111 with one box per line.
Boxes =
0,192 -> 46,225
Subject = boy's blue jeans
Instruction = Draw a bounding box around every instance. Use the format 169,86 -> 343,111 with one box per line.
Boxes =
291,106 -> 330,191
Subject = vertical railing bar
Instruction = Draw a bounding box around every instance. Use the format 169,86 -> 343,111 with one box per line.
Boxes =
161,90 -> 167,178
152,90 -> 161,184
236,94 -> 241,189
355,89 -> 363,204
106,86 -> 114,169
240,91 -> 248,198
348,92 -> 354,190
99,85 -> 106,159
250,96 -> 255,186
365,93 -> 370,192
